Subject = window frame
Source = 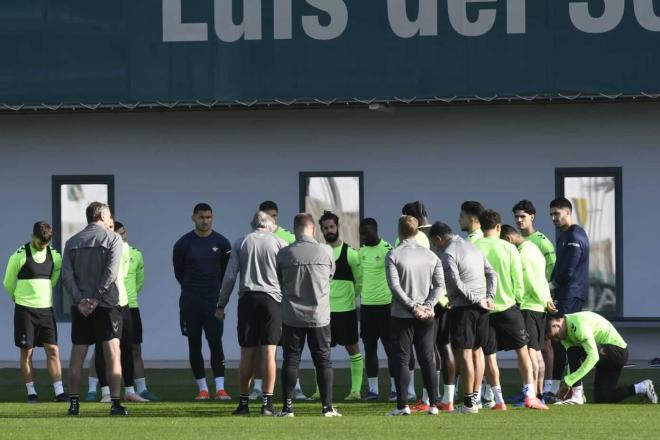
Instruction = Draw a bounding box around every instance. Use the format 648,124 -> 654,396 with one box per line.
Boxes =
555,167 -> 623,318
51,175 -> 115,321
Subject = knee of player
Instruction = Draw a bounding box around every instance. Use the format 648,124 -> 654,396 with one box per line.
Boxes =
44,344 -> 59,358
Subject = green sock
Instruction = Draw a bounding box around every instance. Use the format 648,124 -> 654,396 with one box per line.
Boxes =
350,353 -> 364,394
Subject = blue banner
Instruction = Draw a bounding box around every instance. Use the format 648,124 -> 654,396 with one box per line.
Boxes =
2,0 -> 660,106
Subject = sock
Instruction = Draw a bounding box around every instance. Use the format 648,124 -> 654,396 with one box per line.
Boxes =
463,394 -> 473,408
543,380 -> 554,394
135,377 -> 147,394
471,392 -> 479,407
70,394 -> 79,406
196,378 -> 208,392
475,386 -> 482,403
408,370 -> 416,397
125,386 -> 135,396
550,379 -> 560,395
442,384 -> 455,404
422,388 -> 430,405
253,378 -> 263,393
101,386 -> 110,397
88,376 -> 98,393
262,393 -> 273,408
349,353 -> 364,393
368,377 -> 379,394
239,394 -> 249,407
483,383 -> 494,401
522,383 -> 535,399
390,377 -> 396,392
215,377 -> 225,391
294,379 -> 302,392
571,384 -> 584,399
26,382 -> 36,395
53,381 -> 64,396
634,382 -> 647,395
284,398 -> 293,413
492,385 -> 504,404
111,397 -> 121,407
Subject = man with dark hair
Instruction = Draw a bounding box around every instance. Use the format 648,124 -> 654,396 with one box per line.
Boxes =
512,200 -> 556,280
429,222 -> 496,414
62,202 -> 126,416
318,211 -> 363,401
547,197 -> 591,404
255,201 -> 305,400
547,312 -> 656,404
3,221 -> 67,403
386,216 -> 444,416
459,201 -> 485,243
358,218 -> 396,400
216,211 -> 287,416
276,213 -> 340,417
173,203 -> 232,401
475,210 -> 547,410
501,225 -> 556,403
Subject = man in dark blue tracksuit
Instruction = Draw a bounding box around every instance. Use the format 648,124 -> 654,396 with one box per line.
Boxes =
545,197 -> 590,403
173,203 -> 232,400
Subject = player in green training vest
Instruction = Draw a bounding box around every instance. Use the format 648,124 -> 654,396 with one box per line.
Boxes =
459,201 -> 485,243
501,225 -> 557,401
475,210 -> 547,410
512,200 -> 556,281
3,221 -> 68,403
319,211 -> 364,400
258,201 -> 305,400
359,218 -> 396,401
547,312 -> 657,404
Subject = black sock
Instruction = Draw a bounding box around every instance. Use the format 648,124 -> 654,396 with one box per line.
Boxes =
464,394 -> 473,408
239,394 -> 249,407
111,397 -> 121,407
322,406 -> 332,413
262,393 -> 273,407
283,398 -> 293,413
70,394 -> 79,405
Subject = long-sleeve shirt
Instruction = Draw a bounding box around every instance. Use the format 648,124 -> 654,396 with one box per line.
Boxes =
126,245 -> 145,309
519,241 -> 553,312
61,223 -> 123,308
277,235 -> 335,328
440,236 -> 497,308
475,236 -> 524,313
217,230 -> 288,308
3,244 -> 62,308
172,230 -> 231,312
552,225 -> 590,301
385,238 -> 444,319
561,312 -> 627,386
525,230 -> 556,281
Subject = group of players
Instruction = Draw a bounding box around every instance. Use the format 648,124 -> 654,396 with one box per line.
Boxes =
2,198 -> 657,417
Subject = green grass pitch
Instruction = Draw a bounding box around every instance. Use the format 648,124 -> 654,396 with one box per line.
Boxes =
1,367 -> 659,439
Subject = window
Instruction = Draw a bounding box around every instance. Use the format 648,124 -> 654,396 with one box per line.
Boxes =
299,172 -> 363,249
555,168 -> 622,317
52,175 -> 115,320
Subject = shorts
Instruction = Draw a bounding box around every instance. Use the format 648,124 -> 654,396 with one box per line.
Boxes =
435,304 -> 450,347
360,304 -> 391,343
71,305 -> 123,346
523,309 -> 545,351
14,305 -> 58,349
330,309 -> 359,347
237,292 -> 282,347
483,306 -> 529,355
448,305 -> 489,350
130,307 -> 143,344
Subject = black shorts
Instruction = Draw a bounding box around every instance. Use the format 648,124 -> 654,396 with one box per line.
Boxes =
71,305 -> 123,346
330,309 -> 359,347
14,305 -> 58,349
448,305 -> 489,350
237,292 -> 282,347
483,306 -> 529,355
360,304 -> 391,343
435,304 -> 450,347
130,308 -> 143,344
523,309 -> 545,351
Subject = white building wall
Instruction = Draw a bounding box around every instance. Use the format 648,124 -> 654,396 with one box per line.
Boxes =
1,102 -> 659,362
